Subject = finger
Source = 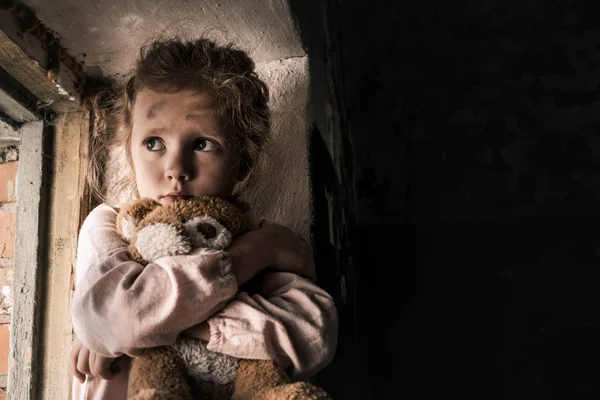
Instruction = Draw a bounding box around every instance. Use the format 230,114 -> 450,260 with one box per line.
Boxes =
77,346 -> 91,377
112,356 -> 126,374
74,368 -> 86,384
110,358 -> 122,375
88,351 -> 97,377
94,356 -> 115,380
69,341 -> 81,371
69,343 -> 86,384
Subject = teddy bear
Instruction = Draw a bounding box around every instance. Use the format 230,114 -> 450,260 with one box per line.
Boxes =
115,196 -> 331,400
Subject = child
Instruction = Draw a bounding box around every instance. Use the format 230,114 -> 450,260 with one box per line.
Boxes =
70,37 -> 338,399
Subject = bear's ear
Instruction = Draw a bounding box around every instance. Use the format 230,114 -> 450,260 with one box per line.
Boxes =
212,197 -> 253,237
116,198 -> 161,241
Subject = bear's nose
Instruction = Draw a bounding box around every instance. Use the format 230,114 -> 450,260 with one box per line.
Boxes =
197,223 -> 217,239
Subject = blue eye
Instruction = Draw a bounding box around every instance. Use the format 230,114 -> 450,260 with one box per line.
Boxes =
194,138 -> 217,152
144,137 -> 165,151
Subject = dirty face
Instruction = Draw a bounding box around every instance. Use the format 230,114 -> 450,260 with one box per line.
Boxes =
130,89 -> 243,204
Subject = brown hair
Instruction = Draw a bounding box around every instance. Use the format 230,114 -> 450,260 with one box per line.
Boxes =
86,37 -> 271,206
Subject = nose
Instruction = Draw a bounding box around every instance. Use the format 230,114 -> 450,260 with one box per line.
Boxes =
165,150 -> 193,182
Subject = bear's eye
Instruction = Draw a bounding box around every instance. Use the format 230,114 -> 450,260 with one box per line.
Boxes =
197,223 -> 217,239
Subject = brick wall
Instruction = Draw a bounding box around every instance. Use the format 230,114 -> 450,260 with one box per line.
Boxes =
0,146 -> 18,397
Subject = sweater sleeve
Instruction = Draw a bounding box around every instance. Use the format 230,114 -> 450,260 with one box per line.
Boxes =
71,204 -> 239,358
205,271 -> 339,380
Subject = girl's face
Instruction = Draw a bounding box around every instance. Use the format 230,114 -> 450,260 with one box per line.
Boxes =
130,89 -> 243,203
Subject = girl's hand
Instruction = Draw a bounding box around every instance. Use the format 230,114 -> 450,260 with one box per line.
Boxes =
229,221 -> 316,285
70,339 -> 120,382
253,221 -> 317,281
181,321 -> 211,342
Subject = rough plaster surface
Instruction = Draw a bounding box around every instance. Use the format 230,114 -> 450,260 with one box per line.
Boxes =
105,56 -> 311,239
0,147 -> 18,164
0,209 -> 15,259
22,0 -> 304,81
0,286 -> 11,316
0,162 -> 17,203
244,56 -> 310,239
0,122 -> 18,148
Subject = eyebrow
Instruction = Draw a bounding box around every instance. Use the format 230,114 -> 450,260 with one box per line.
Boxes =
146,100 -> 166,119
143,126 -> 224,140
185,100 -> 213,117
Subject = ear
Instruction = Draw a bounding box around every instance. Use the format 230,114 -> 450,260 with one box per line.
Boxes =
116,198 -> 161,241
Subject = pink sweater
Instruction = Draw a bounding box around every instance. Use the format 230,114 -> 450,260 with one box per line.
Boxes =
71,204 -> 338,400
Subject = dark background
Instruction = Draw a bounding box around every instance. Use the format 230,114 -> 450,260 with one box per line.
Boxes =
291,1 -> 600,398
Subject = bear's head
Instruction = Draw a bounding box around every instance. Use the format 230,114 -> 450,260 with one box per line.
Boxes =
116,197 -> 251,264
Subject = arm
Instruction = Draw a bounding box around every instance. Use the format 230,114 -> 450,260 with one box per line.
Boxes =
204,272 -> 338,380
71,204 -> 247,358
182,222 -> 338,379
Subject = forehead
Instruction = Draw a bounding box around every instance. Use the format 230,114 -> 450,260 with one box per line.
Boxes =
132,89 -> 214,119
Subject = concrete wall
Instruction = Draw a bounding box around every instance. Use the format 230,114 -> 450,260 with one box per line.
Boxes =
16,0 -> 315,240
242,56 -> 311,239
22,0 -> 305,80
105,57 -> 312,240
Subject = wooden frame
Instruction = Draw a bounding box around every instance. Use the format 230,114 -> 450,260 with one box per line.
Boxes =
7,112 -> 90,400
39,111 -> 90,400
0,10 -> 86,398
0,8 -> 81,113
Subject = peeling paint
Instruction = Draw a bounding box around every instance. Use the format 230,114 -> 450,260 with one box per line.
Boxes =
6,179 -> 13,201
0,285 -> 11,314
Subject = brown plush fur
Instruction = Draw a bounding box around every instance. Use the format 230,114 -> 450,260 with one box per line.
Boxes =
135,197 -> 250,237
116,197 -> 331,400
118,197 -> 251,265
128,347 -> 192,400
232,361 -> 330,400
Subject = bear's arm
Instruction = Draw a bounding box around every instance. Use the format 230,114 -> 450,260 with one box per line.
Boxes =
71,204 -> 239,358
